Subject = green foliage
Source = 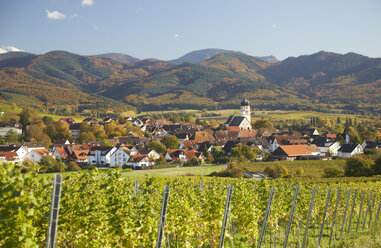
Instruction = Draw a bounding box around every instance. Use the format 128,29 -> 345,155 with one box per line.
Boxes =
39,156 -> 67,173
323,167 -> 344,178
264,165 -> 278,178
4,130 -> 19,143
231,143 -> 256,162
67,161 -> 81,171
345,156 -> 374,177
0,162 -> 50,247
161,135 -> 180,149
374,156 -> 381,175
295,167 -> 304,177
148,141 -> 167,154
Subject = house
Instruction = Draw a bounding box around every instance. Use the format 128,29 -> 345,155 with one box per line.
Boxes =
54,139 -> 71,146
69,123 -> 82,139
316,141 -> 341,156
267,136 -> 307,153
24,149 -> 53,163
82,117 -> 98,125
362,140 -> 379,150
179,140 -> 199,149
271,145 -> 321,161
165,149 -> 205,163
70,150 -> 90,164
23,142 -> 46,153
127,154 -> 153,167
0,122 -> 23,136
87,146 -> 117,166
109,146 -> 136,167
139,149 -> 160,160
102,117 -> 113,124
59,118 -> 76,124
0,151 -> 20,163
0,145 -> 28,161
338,144 -> 363,157
53,146 -> 69,159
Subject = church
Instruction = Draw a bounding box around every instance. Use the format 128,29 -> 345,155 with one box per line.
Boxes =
225,98 -> 252,130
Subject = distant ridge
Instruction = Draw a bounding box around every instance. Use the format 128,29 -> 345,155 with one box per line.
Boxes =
94,53 -> 140,63
169,48 -> 279,64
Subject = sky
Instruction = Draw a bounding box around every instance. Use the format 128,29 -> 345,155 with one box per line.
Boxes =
0,0 -> 380,60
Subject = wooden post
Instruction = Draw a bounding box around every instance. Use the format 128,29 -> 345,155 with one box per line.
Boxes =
302,186 -> 317,248
46,174 -> 63,248
156,186 -> 170,248
329,187 -> 341,247
218,184 -> 234,248
356,191 -> 365,233
340,189 -> 351,239
257,187 -> 276,248
362,192 -> 373,230
284,185 -> 299,248
134,179 -> 139,197
317,187 -> 331,248
347,189 -> 357,234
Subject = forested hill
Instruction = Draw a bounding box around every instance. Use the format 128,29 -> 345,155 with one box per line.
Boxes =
0,50 -> 380,114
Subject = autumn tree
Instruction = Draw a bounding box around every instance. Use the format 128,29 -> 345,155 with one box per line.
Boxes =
161,135 -> 180,149
148,141 -> 167,154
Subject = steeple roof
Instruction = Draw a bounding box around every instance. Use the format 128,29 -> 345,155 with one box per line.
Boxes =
241,98 -> 249,106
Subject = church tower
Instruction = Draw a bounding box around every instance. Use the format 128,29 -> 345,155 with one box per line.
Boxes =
240,98 -> 251,123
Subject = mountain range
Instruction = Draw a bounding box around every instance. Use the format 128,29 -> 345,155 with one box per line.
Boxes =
0,49 -> 380,114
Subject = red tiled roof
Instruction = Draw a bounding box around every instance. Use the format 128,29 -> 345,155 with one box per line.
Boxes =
130,154 -> 152,162
34,149 -> 51,157
279,145 -> 312,156
55,147 -> 68,158
0,151 -> 18,161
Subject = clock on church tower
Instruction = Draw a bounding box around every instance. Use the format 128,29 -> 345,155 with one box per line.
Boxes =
240,98 -> 251,123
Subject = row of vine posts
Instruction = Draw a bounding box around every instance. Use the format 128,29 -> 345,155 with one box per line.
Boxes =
46,176 -> 381,248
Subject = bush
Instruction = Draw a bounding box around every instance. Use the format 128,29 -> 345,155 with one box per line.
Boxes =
39,156 -> 67,173
374,156 -> 381,175
295,167 -> 304,177
209,167 -> 244,178
344,156 -> 374,177
264,165 -> 278,178
323,167 -> 344,178
275,164 -> 288,178
67,161 -> 81,171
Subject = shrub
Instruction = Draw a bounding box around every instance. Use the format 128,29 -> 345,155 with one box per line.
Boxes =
208,167 -> 244,178
374,156 -> 381,175
344,156 -> 374,177
67,161 -> 81,171
264,165 -> 278,178
275,164 -> 288,178
323,167 -> 344,178
295,167 -> 304,177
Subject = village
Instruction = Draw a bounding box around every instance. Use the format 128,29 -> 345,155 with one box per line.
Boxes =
0,99 -> 379,172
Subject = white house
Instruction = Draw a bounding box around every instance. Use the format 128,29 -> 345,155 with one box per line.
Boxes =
139,149 -> 160,160
69,123 -> 82,139
127,155 -> 153,167
338,144 -> 363,157
24,149 -> 53,163
316,141 -> 341,156
109,147 -> 136,167
87,146 -> 117,166
0,151 -> 21,163
0,122 -> 23,136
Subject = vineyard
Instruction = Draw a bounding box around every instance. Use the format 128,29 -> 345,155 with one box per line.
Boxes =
1,163 -> 381,247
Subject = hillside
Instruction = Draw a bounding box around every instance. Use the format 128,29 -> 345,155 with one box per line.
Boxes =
0,50 -> 380,114
93,53 -> 140,63
169,48 -> 279,64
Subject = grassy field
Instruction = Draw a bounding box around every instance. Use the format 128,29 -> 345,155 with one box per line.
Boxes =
121,164 -> 226,178
242,159 -> 346,178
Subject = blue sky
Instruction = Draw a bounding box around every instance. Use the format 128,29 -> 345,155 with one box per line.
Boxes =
0,0 -> 380,60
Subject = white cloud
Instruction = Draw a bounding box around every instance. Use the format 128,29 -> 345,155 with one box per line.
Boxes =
82,0 -> 94,7
0,45 -> 24,54
173,34 -> 180,38
136,8 -> 143,14
272,24 -> 277,29
46,9 -> 66,20
70,13 -> 78,18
